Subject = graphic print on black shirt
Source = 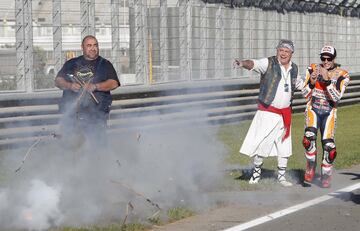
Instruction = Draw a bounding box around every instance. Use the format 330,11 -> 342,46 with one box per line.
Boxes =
72,59 -> 99,110
74,65 -> 94,84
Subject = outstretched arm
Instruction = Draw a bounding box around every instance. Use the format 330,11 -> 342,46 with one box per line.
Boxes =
233,58 -> 268,75
233,59 -> 255,70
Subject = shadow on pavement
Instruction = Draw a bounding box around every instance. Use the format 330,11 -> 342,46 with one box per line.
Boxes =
332,191 -> 360,204
340,172 -> 360,180
235,168 -> 306,185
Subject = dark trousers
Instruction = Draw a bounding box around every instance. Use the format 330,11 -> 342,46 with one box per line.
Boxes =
59,110 -> 108,149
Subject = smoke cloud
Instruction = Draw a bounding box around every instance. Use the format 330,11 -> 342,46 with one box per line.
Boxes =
0,110 -> 227,229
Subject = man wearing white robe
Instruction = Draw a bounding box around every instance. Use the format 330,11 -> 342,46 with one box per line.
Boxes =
234,39 -> 303,187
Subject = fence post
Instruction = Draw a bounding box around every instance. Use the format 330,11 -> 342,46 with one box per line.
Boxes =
160,0 -> 169,82
80,0 -> 95,38
53,0 -> 62,77
15,0 -> 34,92
111,0 -> 121,77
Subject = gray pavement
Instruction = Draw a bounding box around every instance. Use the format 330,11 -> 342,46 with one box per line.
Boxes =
151,165 -> 360,231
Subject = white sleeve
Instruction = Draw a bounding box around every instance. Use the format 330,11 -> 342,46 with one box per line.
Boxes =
251,58 -> 269,75
295,74 -> 306,90
301,68 -> 314,98
326,76 -> 350,102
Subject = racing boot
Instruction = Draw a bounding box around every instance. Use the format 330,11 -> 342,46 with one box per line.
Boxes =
304,160 -> 316,183
321,173 -> 332,188
321,163 -> 333,188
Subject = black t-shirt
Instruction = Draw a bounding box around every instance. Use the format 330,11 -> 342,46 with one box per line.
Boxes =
57,55 -> 119,115
57,55 -> 119,86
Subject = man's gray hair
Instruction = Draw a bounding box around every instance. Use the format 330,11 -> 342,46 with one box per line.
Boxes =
276,39 -> 294,53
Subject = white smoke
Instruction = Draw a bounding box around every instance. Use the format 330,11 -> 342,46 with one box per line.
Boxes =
0,179 -> 62,230
0,106 -> 227,229
19,179 -> 63,230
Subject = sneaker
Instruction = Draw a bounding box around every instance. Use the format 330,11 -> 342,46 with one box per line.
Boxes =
249,167 -> 261,184
249,175 -> 260,184
304,161 -> 316,183
278,178 -> 293,187
321,174 -> 331,188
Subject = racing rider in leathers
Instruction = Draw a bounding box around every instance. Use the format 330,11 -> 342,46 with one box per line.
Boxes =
301,45 -> 350,188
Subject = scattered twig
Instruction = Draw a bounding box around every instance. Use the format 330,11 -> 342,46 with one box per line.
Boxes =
110,179 -> 161,210
116,160 -> 121,167
14,138 -> 42,173
147,209 -> 161,220
136,133 -> 141,142
121,201 -> 134,226
14,132 -> 61,173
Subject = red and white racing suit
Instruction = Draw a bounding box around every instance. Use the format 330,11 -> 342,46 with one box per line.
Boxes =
301,63 -> 350,178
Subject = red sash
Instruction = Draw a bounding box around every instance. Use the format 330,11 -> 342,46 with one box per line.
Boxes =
258,102 -> 292,141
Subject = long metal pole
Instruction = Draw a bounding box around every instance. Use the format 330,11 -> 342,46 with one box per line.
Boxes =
215,3 -> 224,79
53,0 -> 62,76
111,0 -> 121,76
80,0 -> 95,38
159,0 -> 169,82
199,1 -> 207,80
15,0 -> 25,91
16,0 -> 34,92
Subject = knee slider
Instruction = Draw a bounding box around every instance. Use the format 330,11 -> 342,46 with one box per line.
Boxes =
323,140 -> 337,164
303,128 -> 317,151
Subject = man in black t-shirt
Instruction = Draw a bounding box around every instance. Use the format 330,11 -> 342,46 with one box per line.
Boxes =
55,35 -> 120,147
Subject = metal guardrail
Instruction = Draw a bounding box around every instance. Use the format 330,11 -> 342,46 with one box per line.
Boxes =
1,75 -> 360,149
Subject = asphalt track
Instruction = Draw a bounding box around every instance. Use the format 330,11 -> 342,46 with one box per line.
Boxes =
151,165 -> 360,231
224,184 -> 360,231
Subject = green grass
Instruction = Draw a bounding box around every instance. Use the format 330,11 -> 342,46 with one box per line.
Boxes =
45,206 -> 195,231
218,103 -> 360,171
48,207 -> 195,231
166,207 -> 195,223
48,223 -> 149,231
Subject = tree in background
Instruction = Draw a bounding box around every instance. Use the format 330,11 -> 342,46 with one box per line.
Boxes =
33,46 -> 55,90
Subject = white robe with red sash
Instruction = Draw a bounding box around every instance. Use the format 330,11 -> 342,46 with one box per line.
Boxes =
239,58 -> 298,158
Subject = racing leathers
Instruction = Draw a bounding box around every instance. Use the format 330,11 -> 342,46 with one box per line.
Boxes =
301,63 -> 350,187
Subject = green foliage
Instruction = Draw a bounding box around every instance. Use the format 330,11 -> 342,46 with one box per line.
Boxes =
166,207 -> 195,223
33,46 -> 56,89
147,216 -> 162,226
0,76 -> 17,91
0,46 -> 55,91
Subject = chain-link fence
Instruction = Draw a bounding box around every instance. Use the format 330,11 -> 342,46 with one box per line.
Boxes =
1,0 -> 360,92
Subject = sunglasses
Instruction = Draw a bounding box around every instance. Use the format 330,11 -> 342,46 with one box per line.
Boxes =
320,56 -> 334,62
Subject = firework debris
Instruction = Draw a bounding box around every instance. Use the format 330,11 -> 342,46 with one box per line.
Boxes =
147,209 -> 161,220
121,201 -> 134,226
110,179 -> 161,210
116,159 -> 121,167
14,132 -> 61,173
136,133 -> 141,142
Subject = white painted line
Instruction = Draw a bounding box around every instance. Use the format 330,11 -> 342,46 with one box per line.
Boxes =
223,182 -> 360,231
